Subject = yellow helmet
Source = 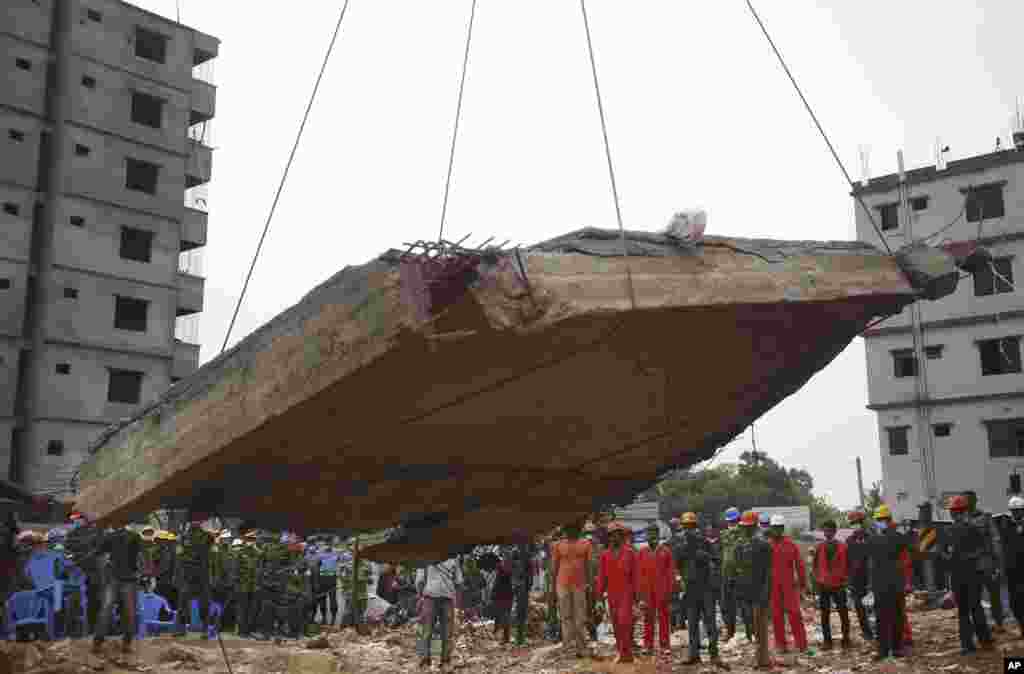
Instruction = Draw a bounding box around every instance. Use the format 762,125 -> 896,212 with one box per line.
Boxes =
680,512 -> 698,526
874,504 -> 891,520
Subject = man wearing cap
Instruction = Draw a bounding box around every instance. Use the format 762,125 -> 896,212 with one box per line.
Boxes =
720,506 -> 744,642
175,513 -> 215,638
550,521 -> 592,658
637,522 -> 673,655
996,495 -> 1024,640
734,511 -> 772,669
845,510 -> 874,641
596,522 -> 637,664
672,512 -> 723,666
767,514 -> 808,654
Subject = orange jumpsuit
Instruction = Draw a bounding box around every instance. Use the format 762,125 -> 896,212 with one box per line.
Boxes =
637,544 -> 675,650
597,546 -> 638,660
900,548 -> 913,645
770,535 -> 808,651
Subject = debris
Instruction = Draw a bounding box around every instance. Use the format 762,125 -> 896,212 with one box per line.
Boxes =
306,635 -> 331,649
663,209 -> 707,244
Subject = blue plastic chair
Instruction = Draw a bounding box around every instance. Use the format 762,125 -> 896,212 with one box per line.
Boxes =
188,600 -> 223,636
5,592 -> 55,641
25,552 -> 66,619
137,593 -> 178,638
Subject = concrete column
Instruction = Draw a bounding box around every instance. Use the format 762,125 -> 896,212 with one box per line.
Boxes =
17,0 -> 76,490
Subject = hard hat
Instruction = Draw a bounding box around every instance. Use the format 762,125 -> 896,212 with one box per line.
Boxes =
607,521 -> 627,533
758,512 -> 771,525
218,531 -> 232,540
680,512 -> 698,526
739,511 -> 758,527
1009,496 -> 1024,510
724,507 -> 740,522
770,515 -> 785,527
69,511 -> 83,521
874,504 -> 891,520
233,538 -> 244,547
948,495 -> 969,513
847,510 -> 866,523
244,530 -> 259,539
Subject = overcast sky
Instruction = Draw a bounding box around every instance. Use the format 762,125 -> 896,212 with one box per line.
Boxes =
141,1 -> 1024,511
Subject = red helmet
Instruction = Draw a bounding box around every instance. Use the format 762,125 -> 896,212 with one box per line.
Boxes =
948,495 -> 969,512
847,510 -> 866,523
739,511 -> 758,527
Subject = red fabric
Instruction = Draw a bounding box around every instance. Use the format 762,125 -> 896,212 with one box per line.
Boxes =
642,597 -> 670,649
597,546 -> 637,660
770,536 -> 807,651
813,541 -> 848,589
637,544 -> 674,599
899,549 -> 913,644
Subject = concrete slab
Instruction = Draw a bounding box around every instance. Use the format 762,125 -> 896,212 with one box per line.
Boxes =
74,228 -> 953,559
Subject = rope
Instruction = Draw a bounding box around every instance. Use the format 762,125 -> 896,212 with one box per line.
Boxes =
744,0 -> 891,254
438,0 -> 479,244
220,0 -> 351,354
579,0 -> 636,309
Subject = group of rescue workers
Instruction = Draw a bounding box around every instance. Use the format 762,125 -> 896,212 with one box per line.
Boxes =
539,490 -> 1024,669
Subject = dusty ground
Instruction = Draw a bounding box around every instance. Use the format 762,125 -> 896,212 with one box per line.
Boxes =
1,603 -> 1020,673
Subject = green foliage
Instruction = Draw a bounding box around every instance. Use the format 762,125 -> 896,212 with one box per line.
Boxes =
863,481 -> 883,513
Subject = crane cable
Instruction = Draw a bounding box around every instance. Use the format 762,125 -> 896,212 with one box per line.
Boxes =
744,0 -> 892,255
220,0 -> 351,354
438,0 -> 479,244
580,0 -> 636,310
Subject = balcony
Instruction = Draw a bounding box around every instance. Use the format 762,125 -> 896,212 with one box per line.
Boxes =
185,140 -> 212,188
181,207 -> 207,251
177,271 -> 204,316
172,339 -> 200,379
190,79 -> 216,124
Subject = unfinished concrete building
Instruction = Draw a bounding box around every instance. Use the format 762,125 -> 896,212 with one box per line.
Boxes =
0,0 -> 218,494
75,228 -> 960,560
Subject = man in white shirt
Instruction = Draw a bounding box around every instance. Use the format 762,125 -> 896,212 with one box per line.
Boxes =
416,558 -> 463,669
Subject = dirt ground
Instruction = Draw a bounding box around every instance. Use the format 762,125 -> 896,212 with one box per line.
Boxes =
1,602 -> 1020,674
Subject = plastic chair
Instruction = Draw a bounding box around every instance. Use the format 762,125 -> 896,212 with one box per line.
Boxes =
137,592 -> 178,638
188,600 -> 223,636
24,552 -> 66,621
5,592 -> 55,641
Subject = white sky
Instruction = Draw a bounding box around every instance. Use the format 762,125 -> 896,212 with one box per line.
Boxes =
141,0 -> 1024,511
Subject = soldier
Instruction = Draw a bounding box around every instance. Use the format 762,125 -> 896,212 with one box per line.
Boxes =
63,512 -> 106,633
212,531 -> 238,632
139,527 -> 159,592
154,530 -> 179,608
316,541 -> 341,626
963,490 -> 1005,632
704,525 -> 725,645
720,506 -> 745,642
996,495 -> 1024,640
672,512 -> 723,666
92,526 -> 143,655
941,495 -> 995,655
845,510 -> 874,641
254,530 -> 291,640
234,531 -> 261,637
734,511 -> 772,669
174,513 -> 215,638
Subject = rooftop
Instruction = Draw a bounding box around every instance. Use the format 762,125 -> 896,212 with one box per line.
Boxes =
851,148 -> 1024,196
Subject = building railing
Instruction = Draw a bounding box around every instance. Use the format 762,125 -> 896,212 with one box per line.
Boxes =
188,119 -> 214,147
178,249 -> 204,277
175,314 -> 201,344
192,60 -> 215,86
185,185 -> 209,212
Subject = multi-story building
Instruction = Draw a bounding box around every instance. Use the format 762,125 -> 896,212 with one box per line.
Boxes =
0,0 -> 217,495
855,144 -> 1024,521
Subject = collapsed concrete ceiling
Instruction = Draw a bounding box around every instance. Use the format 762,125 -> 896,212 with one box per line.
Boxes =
73,228 -> 956,562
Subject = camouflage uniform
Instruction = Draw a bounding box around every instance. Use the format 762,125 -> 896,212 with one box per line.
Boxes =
234,543 -> 261,636
175,526 -> 215,634
154,539 -> 178,608
64,522 -> 106,632
720,525 -> 748,639
255,540 -> 292,638
968,509 -> 1005,628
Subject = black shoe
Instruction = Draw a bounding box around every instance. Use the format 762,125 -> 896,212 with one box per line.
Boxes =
960,646 -> 976,656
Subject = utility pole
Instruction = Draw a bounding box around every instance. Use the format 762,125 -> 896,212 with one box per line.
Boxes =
856,457 -> 866,510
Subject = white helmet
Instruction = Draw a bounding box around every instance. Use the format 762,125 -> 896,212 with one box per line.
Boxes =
770,515 -> 785,527
1009,496 -> 1024,510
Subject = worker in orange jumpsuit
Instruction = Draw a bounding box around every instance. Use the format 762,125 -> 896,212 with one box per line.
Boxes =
767,514 -> 809,653
899,527 -> 914,649
637,523 -> 674,655
596,522 -> 638,664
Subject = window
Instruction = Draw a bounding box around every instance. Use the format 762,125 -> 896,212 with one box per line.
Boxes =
130,92 -> 164,129
125,158 -> 159,194
87,8 -> 102,21
63,287 -> 78,299
74,144 -> 90,157
107,369 -> 143,404
81,75 -> 96,89
910,196 -> 929,211
924,345 -> 944,359
879,203 -> 899,231
55,363 -> 70,375
134,28 -> 168,64
15,58 -> 31,71
897,491 -> 908,502
119,226 -> 154,263
46,440 -> 64,456
0,279 -> 10,290
986,418 -> 1024,458
973,257 -> 1014,297
933,423 -> 952,437
979,337 -> 1022,376
887,426 -> 910,456
8,130 -> 24,142
892,349 -> 918,378
69,215 -> 84,227
966,184 -> 1005,222
114,295 -> 149,332
2,203 -> 18,216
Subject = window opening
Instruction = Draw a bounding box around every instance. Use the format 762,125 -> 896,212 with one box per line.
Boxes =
107,369 -> 144,404
114,295 -> 149,332
119,226 -> 154,262
979,337 -> 1022,376
125,158 -> 159,194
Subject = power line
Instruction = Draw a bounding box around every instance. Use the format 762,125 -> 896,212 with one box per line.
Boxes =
220,1 -> 351,354
438,0 -> 479,243
580,0 -> 636,309
743,0 -> 892,254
